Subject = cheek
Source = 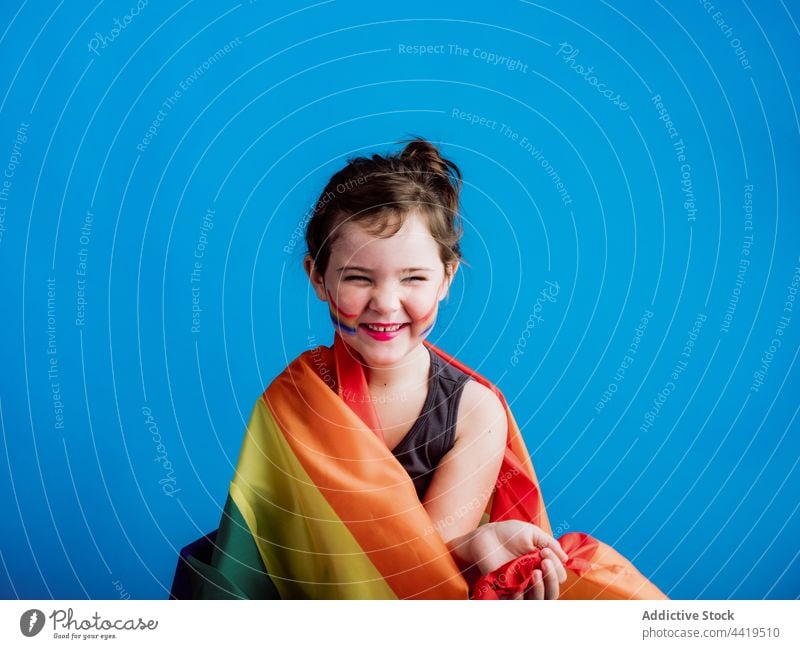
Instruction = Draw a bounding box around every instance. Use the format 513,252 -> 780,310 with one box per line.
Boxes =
407,295 -> 439,337
405,293 -> 434,319
409,278 -> 446,314
326,287 -> 365,335
326,283 -> 367,313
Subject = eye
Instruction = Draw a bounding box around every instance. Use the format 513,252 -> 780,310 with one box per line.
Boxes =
403,276 -> 427,283
344,275 -> 371,282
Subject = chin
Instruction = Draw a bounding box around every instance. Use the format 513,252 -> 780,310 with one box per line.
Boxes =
353,337 -> 415,363
357,345 -> 407,363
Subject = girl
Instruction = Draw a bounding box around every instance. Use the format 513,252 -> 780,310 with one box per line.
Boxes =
174,138 -> 667,601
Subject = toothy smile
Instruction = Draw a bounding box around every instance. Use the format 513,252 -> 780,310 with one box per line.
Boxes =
361,323 -> 409,332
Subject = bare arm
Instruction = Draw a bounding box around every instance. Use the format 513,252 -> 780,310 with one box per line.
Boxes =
421,381 -> 569,599
421,381 -> 507,545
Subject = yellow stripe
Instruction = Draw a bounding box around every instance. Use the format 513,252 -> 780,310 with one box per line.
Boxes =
230,398 -> 397,599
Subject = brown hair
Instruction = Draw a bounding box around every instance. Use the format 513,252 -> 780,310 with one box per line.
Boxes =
304,136 -> 468,278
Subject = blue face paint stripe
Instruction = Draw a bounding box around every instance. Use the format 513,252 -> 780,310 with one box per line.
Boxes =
329,311 -> 358,335
418,320 -> 435,337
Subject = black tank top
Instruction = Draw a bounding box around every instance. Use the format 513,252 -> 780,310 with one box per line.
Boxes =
391,346 -> 473,501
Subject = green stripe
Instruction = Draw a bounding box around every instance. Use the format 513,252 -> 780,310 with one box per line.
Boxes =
180,494 -> 281,599
208,494 -> 281,599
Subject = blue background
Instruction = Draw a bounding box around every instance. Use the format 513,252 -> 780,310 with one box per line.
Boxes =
1,0 -> 798,599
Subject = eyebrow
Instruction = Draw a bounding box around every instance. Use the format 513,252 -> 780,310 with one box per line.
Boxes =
336,266 -> 435,273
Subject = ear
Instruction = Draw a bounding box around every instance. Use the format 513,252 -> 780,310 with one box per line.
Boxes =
438,261 -> 459,301
304,254 -> 327,302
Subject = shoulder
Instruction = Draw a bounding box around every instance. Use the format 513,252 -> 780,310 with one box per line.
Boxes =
455,380 -> 508,447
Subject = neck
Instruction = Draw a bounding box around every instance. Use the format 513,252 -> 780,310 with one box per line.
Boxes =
363,344 -> 430,391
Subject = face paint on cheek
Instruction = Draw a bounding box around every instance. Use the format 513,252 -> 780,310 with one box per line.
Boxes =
326,288 -> 359,336
416,300 -> 438,338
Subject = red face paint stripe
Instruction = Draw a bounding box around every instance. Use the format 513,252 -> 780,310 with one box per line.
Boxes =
327,288 -> 359,319
415,300 -> 438,337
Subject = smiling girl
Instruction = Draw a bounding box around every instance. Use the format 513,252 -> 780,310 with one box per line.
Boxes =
301,138 -> 570,598
176,138 -> 667,601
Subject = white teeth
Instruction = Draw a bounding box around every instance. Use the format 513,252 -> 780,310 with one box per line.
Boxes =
365,324 -> 403,332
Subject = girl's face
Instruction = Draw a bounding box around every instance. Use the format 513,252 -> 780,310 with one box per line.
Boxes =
305,211 -> 457,368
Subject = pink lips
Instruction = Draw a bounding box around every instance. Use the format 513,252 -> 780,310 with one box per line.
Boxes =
359,323 -> 409,341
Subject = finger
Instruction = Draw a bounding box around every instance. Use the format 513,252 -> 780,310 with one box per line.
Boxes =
531,528 -> 569,563
541,548 -> 567,583
530,569 -> 545,599
541,559 -> 560,600
546,539 -> 569,564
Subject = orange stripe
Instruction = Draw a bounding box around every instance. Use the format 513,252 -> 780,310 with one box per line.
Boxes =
263,346 -> 468,599
558,533 -> 668,600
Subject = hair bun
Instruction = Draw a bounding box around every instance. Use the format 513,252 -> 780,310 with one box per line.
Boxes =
398,136 -> 462,189
400,137 -> 440,161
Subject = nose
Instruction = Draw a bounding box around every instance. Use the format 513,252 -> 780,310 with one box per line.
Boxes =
368,281 -> 402,315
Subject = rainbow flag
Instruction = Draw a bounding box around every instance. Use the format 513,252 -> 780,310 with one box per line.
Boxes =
176,332 -> 667,599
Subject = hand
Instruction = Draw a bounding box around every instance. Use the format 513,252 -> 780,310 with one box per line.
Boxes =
523,546 -> 568,600
449,520 -> 569,600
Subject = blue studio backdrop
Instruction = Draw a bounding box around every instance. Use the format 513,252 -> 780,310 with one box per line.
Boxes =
0,1 -> 798,599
